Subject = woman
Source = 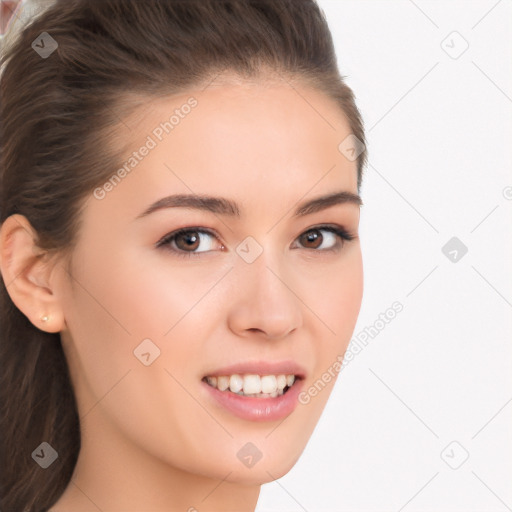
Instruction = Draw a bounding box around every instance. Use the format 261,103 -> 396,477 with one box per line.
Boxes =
0,0 -> 367,510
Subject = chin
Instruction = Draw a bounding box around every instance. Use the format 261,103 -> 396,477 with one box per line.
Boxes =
219,443 -> 306,485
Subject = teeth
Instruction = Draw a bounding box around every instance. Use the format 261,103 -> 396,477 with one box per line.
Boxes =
229,374 -> 244,393
204,373 -> 297,397
261,375 -> 277,394
243,374 -> 261,394
276,374 -> 287,390
217,375 -> 229,391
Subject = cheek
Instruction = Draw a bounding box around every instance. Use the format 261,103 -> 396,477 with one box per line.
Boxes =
60,254 -> 217,463
327,256 -> 363,337
302,248 -> 363,384
115,258 -> 230,339
302,247 -> 363,339
72,241 -> 220,339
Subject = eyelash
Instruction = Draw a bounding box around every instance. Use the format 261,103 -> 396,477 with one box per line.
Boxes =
155,224 -> 356,259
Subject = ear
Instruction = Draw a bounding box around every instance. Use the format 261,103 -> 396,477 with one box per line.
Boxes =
0,214 -> 66,333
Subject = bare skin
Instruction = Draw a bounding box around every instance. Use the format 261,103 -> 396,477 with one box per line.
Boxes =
0,78 -> 363,511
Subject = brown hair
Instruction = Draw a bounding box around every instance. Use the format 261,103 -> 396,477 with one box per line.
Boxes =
0,0 -> 366,509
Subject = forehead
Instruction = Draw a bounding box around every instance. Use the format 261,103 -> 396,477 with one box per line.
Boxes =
88,81 -> 359,224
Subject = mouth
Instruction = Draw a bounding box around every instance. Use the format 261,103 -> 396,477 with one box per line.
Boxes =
201,373 -> 303,398
200,362 -> 307,421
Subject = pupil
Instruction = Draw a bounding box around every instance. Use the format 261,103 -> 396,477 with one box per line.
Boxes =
185,233 -> 197,245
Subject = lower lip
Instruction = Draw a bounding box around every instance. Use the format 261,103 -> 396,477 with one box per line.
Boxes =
202,379 -> 304,422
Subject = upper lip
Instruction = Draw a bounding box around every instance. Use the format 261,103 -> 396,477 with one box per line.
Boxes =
203,360 -> 306,379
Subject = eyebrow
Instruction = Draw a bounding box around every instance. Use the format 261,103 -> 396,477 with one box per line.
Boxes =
135,190 -> 362,220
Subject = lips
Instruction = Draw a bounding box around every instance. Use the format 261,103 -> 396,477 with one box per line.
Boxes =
201,366 -> 306,421
199,360 -> 307,420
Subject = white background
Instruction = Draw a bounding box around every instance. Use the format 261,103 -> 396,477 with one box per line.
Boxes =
256,1 -> 512,511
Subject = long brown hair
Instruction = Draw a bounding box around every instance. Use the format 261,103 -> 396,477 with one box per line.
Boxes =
0,1 -> 366,509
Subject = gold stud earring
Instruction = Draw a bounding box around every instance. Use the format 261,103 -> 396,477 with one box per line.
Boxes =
41,315 -> 50,322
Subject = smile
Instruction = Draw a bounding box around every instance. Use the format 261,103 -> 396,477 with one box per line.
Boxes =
202,373 -> 298,398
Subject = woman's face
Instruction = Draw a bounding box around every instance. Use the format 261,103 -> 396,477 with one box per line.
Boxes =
55,79 -> 363,487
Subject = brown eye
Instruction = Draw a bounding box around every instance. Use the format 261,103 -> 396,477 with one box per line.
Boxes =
156,228 -> 223,257
299,229 -> 324,249
174,230 -> 201,251
294,225 -> 354,252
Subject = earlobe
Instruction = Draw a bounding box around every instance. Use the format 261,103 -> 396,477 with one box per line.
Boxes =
0,214 -> 65,333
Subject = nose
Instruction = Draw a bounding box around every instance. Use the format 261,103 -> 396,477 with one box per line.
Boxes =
226,251 -> 303,340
